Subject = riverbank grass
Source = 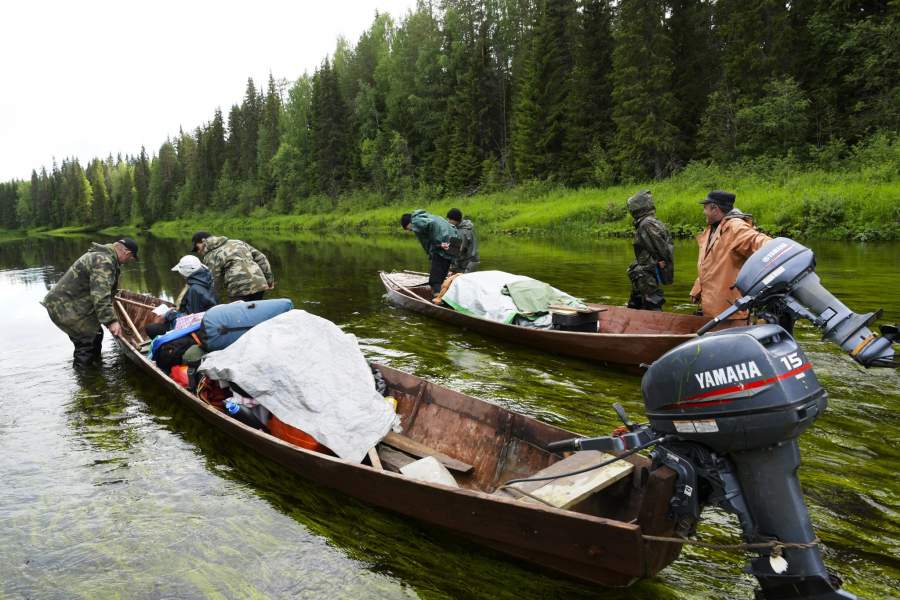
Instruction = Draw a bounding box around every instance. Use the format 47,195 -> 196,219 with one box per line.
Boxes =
149,162 -> 899,241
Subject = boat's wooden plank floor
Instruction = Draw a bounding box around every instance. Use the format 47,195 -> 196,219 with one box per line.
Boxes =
503,450 -> 634,509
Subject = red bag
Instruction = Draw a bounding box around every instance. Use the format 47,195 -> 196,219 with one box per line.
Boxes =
170,365 -> 189,388
197,376 -> 231,408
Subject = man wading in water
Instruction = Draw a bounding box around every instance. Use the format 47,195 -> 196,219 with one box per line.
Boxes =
42,238 -> 138,368
625,190 -> 674,311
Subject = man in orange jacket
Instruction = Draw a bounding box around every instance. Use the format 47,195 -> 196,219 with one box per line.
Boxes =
690,191 -> 771,317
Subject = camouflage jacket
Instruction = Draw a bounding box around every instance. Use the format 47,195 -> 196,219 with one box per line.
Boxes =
42,243 -> 120,337
200,236 -> 273,299
630,211 -> 675,285
451,219 -> 480,271
410,209 -> 461,260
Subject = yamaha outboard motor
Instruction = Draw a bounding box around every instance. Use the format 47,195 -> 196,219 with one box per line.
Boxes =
548,326 -> 857,599
698,237 -> 897,368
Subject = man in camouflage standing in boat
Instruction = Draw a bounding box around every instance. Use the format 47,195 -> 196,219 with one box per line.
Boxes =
625,190 -> 674,311
42,238 -> 139,367
191,231 -> 274,302
446,208 -> 480,273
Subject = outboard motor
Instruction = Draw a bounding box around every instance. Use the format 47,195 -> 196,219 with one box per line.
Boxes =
548,326 -> 857,599
698,237 -> 897,368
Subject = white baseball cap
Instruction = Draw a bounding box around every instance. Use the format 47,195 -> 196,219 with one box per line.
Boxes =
171,254 -> 205,277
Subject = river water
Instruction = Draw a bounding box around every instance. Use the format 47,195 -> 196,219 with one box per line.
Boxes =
1,233 -> 897,599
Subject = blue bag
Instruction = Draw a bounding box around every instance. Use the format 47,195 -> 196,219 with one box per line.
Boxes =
200,298 -> 294,351
150,322 -> 203,359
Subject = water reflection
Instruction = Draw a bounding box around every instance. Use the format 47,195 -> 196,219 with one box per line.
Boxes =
0,233 -> 897,599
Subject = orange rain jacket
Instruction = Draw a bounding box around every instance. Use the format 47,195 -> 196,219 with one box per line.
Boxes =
690,210 -> 772,317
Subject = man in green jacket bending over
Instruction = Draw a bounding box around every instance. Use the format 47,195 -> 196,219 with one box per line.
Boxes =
192,231 -> 274,302
42,238 -> 138,367
401,209 -> 461,294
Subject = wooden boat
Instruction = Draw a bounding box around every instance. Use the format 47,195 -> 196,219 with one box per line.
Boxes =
113,290 -> 683,587
380,271 -> 740,369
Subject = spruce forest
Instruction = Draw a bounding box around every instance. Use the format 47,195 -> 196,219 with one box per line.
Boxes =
0,0 -> 897,234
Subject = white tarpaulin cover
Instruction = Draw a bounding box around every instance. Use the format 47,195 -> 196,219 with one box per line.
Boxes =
199,310 -> 396,463
441,270 -> 580,323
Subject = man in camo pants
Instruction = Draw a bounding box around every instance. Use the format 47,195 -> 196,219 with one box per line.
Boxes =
42,238 -> 138,367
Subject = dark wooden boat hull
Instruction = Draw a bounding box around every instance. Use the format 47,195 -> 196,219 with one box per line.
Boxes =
113,291 -> 682,587
380,271 -> 736,368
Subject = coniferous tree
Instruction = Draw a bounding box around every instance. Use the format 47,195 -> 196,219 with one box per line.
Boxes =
512,0 -> 577,181
239,78 -> 261,182
564,0 -> 614,185
257,74 -> 284,204
133,147 -> 151,224
225,105 -> 242,183
610,0 -> 679,180
669,0 -> 718,165
310,60 -> 353,197
147,141 -> 178,221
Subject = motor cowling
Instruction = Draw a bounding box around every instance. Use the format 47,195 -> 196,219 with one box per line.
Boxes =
644,324 -> 826,452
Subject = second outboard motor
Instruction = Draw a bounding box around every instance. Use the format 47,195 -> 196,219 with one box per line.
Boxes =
548,326 -> 857,599
698,237 -> 897,368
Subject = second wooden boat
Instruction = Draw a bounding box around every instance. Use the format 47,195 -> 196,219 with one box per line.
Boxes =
380,271 -> 738,369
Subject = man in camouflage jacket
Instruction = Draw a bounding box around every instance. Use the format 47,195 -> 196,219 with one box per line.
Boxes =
625,190 -> 674,311
446,208 -> 480,273
42,238 -> 138,367
192,232 -> 274,301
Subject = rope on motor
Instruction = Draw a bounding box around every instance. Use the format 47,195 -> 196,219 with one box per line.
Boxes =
641,534 -> 821,554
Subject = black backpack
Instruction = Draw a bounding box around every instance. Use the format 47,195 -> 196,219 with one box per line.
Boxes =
156,336 -> 197,372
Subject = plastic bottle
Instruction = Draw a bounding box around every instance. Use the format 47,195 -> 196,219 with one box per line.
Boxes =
224,400 -> 266,430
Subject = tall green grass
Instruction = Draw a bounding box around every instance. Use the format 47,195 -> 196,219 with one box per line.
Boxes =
150,161 -> 899,241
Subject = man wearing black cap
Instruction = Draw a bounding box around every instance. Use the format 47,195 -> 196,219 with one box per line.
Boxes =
690,191 -> 771,317
41,238 -> 138,367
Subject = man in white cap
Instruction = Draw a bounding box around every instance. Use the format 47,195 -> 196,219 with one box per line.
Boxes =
171,254 -> 218,314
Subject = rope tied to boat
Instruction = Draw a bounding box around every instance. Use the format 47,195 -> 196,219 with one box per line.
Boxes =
641,534 -> 821,553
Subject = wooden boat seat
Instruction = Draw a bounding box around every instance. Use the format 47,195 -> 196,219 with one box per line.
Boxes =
500,450 -> 634,509
381,432 -> 473,474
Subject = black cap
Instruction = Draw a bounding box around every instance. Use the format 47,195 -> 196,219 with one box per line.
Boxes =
400,213 -> 412,228
191,231 -> 211,251
117,237 -> 139,259
699,190 -> 735,211
447,208 -> 463,222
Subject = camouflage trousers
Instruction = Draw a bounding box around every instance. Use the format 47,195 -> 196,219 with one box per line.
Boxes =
45,305 -> 103,367
627,264 -> 665,311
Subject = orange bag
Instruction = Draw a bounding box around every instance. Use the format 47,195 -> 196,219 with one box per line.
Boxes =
170,365 -> 189,388
268,414 -> 329,453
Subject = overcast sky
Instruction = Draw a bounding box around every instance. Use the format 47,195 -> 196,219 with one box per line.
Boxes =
0,0 -> 417,182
